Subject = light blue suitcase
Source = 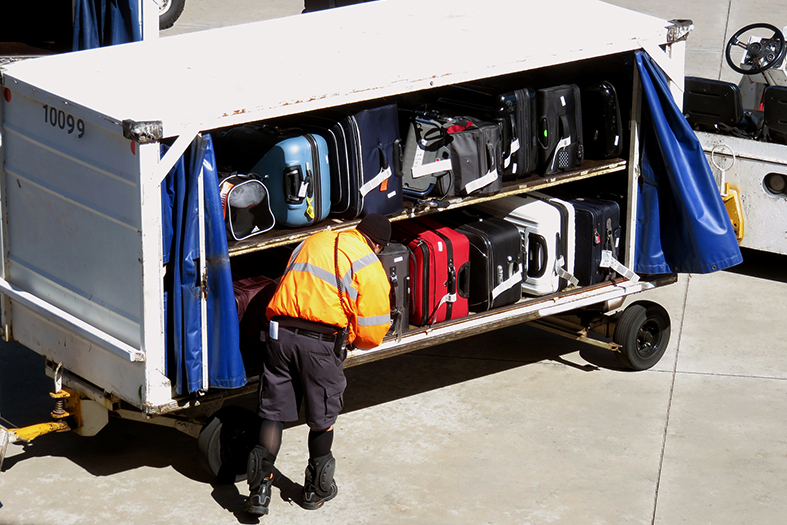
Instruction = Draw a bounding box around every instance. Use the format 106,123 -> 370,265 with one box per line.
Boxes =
250,134 -> 332,228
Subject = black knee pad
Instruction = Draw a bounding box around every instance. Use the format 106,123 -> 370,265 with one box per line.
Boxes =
247,445 -> 275,491
309,453 -> 336,495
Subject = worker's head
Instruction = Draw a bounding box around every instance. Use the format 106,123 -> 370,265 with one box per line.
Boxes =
356,213 -> 391,254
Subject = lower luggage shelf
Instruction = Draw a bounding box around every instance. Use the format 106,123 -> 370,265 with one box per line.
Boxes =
345,274 -> 677,368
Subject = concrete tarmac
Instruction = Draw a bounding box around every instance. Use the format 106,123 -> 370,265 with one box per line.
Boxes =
1,1 -> 786,524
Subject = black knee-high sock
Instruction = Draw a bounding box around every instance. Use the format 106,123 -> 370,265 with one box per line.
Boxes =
308,429 -> 334,459
259,419 -> 284,459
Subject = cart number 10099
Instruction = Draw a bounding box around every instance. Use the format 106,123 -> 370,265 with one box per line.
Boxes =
42,105 -> 85,138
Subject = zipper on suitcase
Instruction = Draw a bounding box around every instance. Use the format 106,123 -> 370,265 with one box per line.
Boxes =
348,115 -> 365,216
304,133 -> 322,224
429,229 -> 456,322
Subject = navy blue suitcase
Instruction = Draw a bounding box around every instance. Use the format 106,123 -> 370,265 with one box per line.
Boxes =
570,196 -> 621,285
307,104 -> 403,219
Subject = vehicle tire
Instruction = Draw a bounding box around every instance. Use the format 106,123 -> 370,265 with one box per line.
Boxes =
159,0 -> 186,30
613,300 -> 670,371
197,406 -> 261,483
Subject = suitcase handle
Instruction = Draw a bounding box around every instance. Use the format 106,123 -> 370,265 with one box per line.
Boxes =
527,233 -> 548,278
284,165 -> 309,204
485,140 -> 496,171
457,261 -> 471,299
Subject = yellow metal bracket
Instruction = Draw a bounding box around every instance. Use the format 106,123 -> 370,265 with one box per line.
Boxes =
722,183 -> 745,241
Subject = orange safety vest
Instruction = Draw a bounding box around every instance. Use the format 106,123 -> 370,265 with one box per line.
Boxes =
266,228 -> 391,349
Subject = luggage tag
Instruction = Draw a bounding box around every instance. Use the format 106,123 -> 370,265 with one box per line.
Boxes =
555,256 -> 579,287
600,250 -> 639,282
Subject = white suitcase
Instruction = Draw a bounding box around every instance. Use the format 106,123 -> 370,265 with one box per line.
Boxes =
475,194 -> 574,296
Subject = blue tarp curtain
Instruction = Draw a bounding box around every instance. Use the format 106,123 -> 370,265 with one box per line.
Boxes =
634,51 -> 743,274
162,135 -> 246,394
73,0 -> 141,51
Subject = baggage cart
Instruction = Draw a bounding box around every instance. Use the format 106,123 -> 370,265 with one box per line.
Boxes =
0,0 -> 738,479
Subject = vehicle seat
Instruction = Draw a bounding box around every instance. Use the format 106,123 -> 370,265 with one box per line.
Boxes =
683,77 -> 744,131
763,85 -> 787,145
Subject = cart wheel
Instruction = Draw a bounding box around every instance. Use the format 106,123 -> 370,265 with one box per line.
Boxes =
613,300 -> 671,371
197,406 -> 261,484
159,0 -> 186,30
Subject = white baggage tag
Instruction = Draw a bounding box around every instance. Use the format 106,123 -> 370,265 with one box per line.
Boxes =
413,145 -> 425,168
491,269 -> 523,299
464,168 -> 499,194
555,256 -> 579,287
359,166 -> 392,196
411,158 -> 452,179
600,250 -> 639,282
298,181 -> 309,198
510,138 -> 520,154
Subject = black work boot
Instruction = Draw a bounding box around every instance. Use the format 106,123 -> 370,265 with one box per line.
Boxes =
302,453 -> 338,510
246,446 -> 275,516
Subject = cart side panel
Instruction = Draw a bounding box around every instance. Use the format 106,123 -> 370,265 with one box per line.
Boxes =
2,87 -> 144,348
697,132 -> 787,255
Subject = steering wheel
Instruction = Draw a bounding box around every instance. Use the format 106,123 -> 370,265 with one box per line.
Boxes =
725,23 -> 786,75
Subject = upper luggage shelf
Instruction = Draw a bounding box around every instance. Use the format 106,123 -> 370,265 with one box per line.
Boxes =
1,0 -> 674,139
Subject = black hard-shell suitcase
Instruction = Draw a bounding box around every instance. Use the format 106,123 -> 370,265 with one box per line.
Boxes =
581,81 -> 624,159
378,242 -> 411,339
536,84 -> 584,175
304,104 -> 403,218
437,86 -> 537,179
570,196 -> 621,286
455,216 -> 524,311
475,194 -> 570,296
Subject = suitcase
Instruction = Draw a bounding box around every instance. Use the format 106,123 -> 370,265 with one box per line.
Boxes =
454,216 -> 524,311
378,242 -> 411,339
401,115 -> 454,198
528,191 -> 578,289
474,194 -> 571,296
250,133 -> 332,228
581,81 -> 624,159
392,217 -> 471,326
569,196 -> 621,286
402,115 -> 502,200
305,103 -> 403,219
536,84 -> 584,175
437,85 -> 537,179
437,117 -> 502,198
233,274 -> 278,368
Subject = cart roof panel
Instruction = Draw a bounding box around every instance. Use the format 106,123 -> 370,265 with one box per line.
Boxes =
1,0 -> 672,138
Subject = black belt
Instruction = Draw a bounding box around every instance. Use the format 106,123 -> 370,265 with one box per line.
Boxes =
281,325 -> 338,343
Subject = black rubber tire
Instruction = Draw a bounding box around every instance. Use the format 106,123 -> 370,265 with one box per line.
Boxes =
197,406 -> 261,483
613,300 -> 671,371
159,0 -> 186,30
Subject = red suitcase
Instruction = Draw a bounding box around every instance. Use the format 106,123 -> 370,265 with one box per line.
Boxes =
393,217 -> 471,326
